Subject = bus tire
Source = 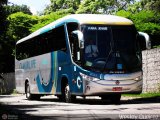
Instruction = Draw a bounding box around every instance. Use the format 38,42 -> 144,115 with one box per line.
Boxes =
26,82 -> 40,100
26,82 -> 34,100
64,84 -> 75,103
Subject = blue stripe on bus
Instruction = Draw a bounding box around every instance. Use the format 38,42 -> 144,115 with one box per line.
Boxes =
36,52 -> 55,92
39,18 -> 78,35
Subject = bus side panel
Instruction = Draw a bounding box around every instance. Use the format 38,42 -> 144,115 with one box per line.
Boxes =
15,57 -> 39,94
35,52 -> 57,94
15,52 -> 59,95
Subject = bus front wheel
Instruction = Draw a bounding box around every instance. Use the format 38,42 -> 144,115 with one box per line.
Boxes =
64,84 -> 75,103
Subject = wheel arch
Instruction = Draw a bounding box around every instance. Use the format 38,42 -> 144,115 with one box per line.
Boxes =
61,75 -> 69,93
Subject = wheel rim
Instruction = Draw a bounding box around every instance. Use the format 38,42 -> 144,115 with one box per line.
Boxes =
65,85 -> 70,102
26,84 -> 30,98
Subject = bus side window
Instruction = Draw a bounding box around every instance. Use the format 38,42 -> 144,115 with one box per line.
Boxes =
52,25 -> 67,52
16,41 -> 30,60
36,25 -> 67,54
16,25 -> 67,60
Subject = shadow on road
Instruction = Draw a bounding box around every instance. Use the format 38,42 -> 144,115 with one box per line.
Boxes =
0,102 -> 114,120
0,95 -> 160,120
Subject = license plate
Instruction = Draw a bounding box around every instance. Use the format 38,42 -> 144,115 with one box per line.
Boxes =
112,87 -> 122,91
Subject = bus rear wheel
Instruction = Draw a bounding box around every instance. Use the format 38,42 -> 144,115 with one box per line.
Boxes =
26,82 -> 33,100
26,82 -> 40,100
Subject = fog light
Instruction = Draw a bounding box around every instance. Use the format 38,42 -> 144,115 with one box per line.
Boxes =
134,76 -> 142,81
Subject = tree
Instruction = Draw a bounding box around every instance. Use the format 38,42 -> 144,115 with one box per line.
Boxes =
0,0 -> 8,37
116,10 -> 160,47
7,12 -> 38,41
128,0 -> 160,13
140,0 -> 160,12
76,0 -> 135,14
44,0 -> 80,14
0,0 -> 8,72
5,4 -> 32,15
31,10 -> 69,32
0,12 -> 38,72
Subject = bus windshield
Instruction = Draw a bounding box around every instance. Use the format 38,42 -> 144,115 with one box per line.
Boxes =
81,25 -> 141,73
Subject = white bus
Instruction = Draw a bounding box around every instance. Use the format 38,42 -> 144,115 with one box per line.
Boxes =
15,14 -> 151,103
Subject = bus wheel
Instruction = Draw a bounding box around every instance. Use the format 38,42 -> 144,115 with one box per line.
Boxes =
26,82 -> 33,100
64,84 -> 75,103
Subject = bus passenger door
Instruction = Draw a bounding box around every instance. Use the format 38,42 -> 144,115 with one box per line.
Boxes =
67,22 -> 84,94
70,34 -> 84,94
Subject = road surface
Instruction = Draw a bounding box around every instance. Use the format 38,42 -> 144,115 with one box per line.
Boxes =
0,94 -> 160,120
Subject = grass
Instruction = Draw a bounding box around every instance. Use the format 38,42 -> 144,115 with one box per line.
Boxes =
122,93 -> 160,98
11,89 -> 19,95
153,45 -> 160,48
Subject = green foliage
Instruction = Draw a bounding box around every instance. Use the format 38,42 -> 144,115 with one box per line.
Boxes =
1,0 -> 160,73
140,0 -> 160,12
122,93 -> 160,98
116,10 -> 160,47
116,10 -> 132,18
7,12 -> 38,41
44,0 -> 80,15
76,0 -> 112,14
0,12 -> 38,72
31,10 -> 71,32
116,10 -> 160,36
11,89 -> 19,94
5,4 -> 32,15
76,0 -> 134,14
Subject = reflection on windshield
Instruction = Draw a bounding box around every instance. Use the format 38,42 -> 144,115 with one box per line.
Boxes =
81,25 -> 141,73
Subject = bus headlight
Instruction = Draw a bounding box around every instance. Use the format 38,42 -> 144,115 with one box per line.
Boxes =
80,73 -> 99,81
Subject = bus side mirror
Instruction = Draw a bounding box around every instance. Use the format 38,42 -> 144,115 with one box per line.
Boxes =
71,30 -> 84,49
138,32 -> 151,50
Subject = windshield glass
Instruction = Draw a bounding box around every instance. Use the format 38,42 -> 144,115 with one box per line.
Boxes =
81,25 -> 141,73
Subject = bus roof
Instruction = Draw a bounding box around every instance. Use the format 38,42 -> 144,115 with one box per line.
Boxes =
16,14 -> 133,44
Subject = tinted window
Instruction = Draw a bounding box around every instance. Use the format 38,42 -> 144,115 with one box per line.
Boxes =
81,25 -> 141,73
16,25 -> 66,60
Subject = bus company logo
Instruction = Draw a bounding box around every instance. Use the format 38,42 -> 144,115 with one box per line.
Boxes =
77,76 -> 82,89
115,80 -> 120,85
2,114 -> 7,120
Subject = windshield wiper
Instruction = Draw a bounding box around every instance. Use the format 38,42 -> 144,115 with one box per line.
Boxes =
101,42 -> 113,72
101,27 -> 114,73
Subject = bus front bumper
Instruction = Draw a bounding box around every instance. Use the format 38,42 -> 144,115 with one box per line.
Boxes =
84,79 -> 142,95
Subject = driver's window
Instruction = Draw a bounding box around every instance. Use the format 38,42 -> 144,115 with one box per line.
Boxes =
67,22 -> 79,62
85,38 -> 98,58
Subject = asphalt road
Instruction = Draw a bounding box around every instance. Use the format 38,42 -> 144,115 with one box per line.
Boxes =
0,94 -> 160,120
